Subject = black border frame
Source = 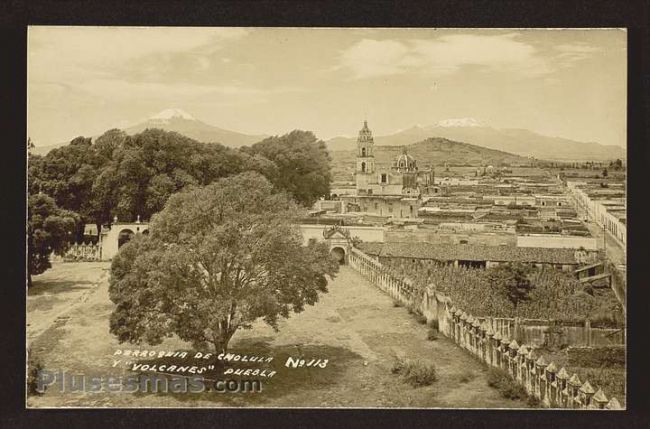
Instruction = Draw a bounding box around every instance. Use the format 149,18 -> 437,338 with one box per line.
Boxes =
1,1 -> 648,427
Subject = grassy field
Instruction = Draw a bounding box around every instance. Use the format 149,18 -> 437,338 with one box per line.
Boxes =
27,263 -> 527,408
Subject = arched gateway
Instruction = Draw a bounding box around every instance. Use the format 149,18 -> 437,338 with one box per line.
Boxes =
322,225 -> 352,265
100,218 -> 149,260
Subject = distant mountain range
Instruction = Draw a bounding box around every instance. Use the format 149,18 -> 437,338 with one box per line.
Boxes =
329,137 -> 531,182
32,108 -> 267,155
32,112 -> 625,162
326,118 -> 626,161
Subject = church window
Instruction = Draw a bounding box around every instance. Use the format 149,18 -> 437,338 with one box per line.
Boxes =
362,147 -> 366,157
361,162 -> 366,172
381,173 -> 387,183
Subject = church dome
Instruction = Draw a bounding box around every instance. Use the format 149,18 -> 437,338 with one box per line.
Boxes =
393,148 -> 417,172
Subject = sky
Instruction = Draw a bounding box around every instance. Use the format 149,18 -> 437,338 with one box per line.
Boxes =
28,27 -> 626,147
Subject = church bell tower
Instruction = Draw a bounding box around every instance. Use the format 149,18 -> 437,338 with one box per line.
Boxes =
356,120 -> 375,173
355,120 -> 375,194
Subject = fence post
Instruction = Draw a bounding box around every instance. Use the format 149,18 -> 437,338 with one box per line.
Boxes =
556,367 -> 569,408
567,373 -> 582,408
517,345 -> 528,390
545,361 -> 557,407
485,326 -> 495,366
579,380 -> 595,408
508,340 -> 519,379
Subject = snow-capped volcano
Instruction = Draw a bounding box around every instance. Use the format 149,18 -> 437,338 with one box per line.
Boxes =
149,108 -> 197,122
433,118 -> 487,128
123,108 -> 267,148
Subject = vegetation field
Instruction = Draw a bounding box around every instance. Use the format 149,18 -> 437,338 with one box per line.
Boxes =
386,260 -> 624,325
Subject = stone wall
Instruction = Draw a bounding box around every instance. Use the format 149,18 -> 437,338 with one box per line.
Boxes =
348,246 -> 623,409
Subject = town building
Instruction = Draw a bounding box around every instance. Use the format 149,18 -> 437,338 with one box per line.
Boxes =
353,120 -> 435,197
339,120 -> 437,219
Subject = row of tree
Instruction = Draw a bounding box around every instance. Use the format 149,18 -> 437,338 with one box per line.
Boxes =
28,127 -> 333,280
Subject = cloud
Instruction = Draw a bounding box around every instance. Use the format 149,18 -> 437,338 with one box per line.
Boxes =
338,33 -> 553,79
28,27 -> 249,82
52,78 -> 304,105
553,43 -> 601,64
28,26 -> 248,61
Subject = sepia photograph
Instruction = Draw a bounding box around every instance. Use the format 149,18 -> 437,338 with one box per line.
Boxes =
26,26 -> 627,409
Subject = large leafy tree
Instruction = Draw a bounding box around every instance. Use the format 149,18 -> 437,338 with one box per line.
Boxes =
108,172 -> 339,354
245,130 -> 332,207
486,263 -> 535,309
91,129 -> 261,225
28,136 -> 105,240
28,194 -> 79,286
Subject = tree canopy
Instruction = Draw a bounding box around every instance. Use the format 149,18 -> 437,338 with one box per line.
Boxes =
28,136 -> 105,239
29,128 -> 330,232
244,130 -> 332,207
28,128 -> 334,278
28,194 -> 79,285
108,172 -> 339,354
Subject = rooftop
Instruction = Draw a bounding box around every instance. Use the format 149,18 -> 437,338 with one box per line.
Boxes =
356,242 -> 578,265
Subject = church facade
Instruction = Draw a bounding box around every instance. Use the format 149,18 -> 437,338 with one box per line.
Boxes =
354,120 -> 435,197
336,121 -> 437,220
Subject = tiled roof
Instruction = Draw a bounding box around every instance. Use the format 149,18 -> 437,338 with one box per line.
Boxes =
356,242 -> 577,264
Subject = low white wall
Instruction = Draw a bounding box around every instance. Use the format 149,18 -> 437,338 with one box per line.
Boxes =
517,235 -> 598,250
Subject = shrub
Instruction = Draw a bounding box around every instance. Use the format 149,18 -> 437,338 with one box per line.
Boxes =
402,361 -> 438,387
391,357 -> 438,387
459,372 -> 475,383
427,328 -> 438,341
416,314 -> 428,325
486,368 -> 527,400
429,319 -> 439,330
527,395 -> 541,408
391,356 -> 407,374
27,350 -> 44,396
